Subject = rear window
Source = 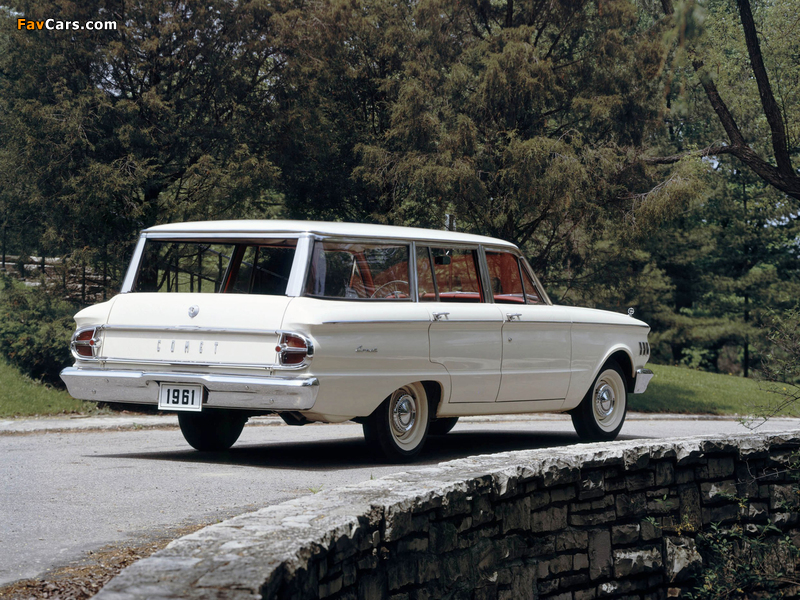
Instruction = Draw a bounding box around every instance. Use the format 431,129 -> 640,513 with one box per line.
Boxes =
133,239 -> 296,295
304,241 -> 410,300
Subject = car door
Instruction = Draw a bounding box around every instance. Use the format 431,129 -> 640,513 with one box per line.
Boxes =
419,246 -> 504,403
485,250 -> 572,403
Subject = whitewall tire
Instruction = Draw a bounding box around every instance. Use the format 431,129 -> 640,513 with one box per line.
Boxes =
571,360 -> 627,441
363,382 -> 430,462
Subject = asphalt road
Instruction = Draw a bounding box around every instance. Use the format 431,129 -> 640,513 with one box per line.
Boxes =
2,414 -> 800,586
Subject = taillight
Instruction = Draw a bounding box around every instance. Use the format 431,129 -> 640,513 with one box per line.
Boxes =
72,327 -> 101,358
275,333 -> 312,367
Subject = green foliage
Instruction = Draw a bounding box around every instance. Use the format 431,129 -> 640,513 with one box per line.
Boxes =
687,459 -> 800,600
612,160 -> 800,375
0,277 -> 75,387
689,522 -> 800,599
0,360 -> 93,418
1,0 -> 285,294
743,305 -> 800,427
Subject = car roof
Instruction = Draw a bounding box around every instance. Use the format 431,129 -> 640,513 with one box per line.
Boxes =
143,220 -> 518,249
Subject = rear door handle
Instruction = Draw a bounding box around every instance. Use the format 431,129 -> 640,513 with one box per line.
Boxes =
432,312 -> 450,321
506,313 -> 522,321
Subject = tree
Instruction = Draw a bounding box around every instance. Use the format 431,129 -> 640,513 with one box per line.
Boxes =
340,0 -> 700,292
1,0 -> 285,293
652,0 -> 800,202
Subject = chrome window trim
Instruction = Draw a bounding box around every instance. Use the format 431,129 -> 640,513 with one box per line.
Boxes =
286,234 -> 312,297
409,241 -> 419,303
476,245 -> 492,304
141,232 -> 305,241
121,233 -> 148,293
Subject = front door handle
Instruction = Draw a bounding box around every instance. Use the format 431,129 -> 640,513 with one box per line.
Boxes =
506,313 -> 522,321
433,312 -> 450,321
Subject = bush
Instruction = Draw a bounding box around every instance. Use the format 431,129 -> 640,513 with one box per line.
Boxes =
687,456 -> 800,599
0,276 -> 76,387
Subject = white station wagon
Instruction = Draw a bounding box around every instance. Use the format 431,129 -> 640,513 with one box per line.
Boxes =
61,220 -> 653,461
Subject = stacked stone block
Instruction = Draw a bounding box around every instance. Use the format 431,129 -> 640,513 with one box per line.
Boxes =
96,432 -> 800,600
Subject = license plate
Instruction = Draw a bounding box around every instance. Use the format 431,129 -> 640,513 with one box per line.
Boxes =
158,384 -> 204,412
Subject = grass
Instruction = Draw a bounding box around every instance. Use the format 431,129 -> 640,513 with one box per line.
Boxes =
0,360 -> 98,418
629,363 -> 798,417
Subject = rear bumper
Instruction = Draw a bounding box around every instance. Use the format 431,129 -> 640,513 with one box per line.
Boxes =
60,367 -> 319,411
633,368 -> 654,394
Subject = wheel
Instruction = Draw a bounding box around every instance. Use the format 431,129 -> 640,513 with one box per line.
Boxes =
429,417 -> 459,436
571,360 -> 627,441
363,383 -> 430,462
177,410 -> 247,451
370,280 -> 409,298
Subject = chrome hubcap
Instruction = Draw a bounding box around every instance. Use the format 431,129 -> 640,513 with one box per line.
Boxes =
594,383 -> 615,420
391,393 -> 417,436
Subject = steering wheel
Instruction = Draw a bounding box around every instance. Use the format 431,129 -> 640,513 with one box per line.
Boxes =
370,280 -> 410,298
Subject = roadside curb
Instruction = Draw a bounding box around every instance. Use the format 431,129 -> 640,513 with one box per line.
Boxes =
0,411 -> 786,435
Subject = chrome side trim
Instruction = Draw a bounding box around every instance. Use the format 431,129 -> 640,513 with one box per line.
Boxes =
86,357 -> 279,370
575,322 -> 651,328
60,367 -> 319,411
322,320 -> 432,325
633,368 -> 654,394
97,324 -> 283,336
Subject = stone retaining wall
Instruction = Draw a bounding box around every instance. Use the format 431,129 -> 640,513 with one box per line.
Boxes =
97,432 -> 800,600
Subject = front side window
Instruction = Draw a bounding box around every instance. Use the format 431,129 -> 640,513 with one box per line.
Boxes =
486,251 -> 526,304
519,262 -> 542,304
304,241 -> 410,300
133,239 -> 296,295
485,250 -> 542,304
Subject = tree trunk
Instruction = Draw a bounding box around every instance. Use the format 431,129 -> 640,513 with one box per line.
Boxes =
736,0 -> 793,177
650,0 -> 800,201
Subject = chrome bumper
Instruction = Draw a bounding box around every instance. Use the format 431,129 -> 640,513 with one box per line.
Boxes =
60,367 -> 319,411
633,368 -> 654,394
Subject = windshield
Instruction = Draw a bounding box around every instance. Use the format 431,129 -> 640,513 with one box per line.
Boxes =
133,239 -> 297,295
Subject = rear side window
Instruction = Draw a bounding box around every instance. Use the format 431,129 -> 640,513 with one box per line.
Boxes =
226,242 -> 296,295
304,241 -> 410,300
